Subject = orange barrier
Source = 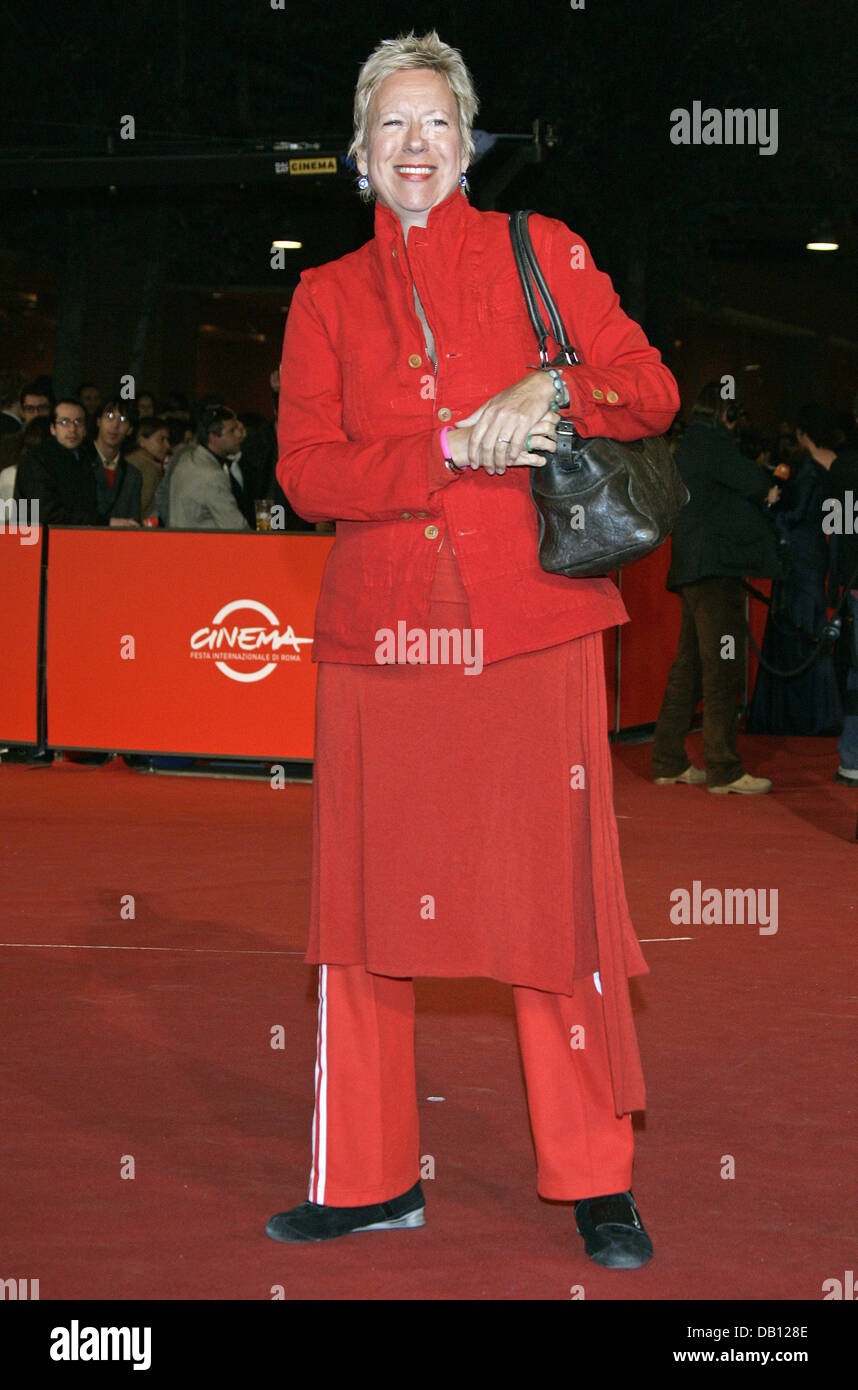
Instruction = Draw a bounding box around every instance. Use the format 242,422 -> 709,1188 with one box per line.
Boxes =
45,530 -> 333,759
615,545 -> 682,729
3,527 -> 769,756
0,529 -> 44,744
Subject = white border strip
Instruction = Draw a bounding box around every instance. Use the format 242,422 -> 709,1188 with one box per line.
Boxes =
310,965 -> 328,1204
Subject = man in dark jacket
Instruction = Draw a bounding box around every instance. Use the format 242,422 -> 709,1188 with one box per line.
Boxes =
81,399 -> 142,526
652,383 -> 781,793
13,399 -> 99,523
799,422 -> 858,784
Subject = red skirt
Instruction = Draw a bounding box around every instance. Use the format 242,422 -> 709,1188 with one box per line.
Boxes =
307,547 -> 648,1113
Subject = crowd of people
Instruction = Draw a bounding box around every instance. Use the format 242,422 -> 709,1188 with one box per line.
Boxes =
655,385 -> 858,790
0,368 -> 331,534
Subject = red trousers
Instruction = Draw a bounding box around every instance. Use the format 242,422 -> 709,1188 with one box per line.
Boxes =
309,964 -> 634,1206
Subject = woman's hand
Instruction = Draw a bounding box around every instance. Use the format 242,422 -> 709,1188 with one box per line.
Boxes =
451,373 -> 562,475
447,414 -> 560,475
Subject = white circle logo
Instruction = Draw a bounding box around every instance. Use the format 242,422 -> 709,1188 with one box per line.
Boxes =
189,598 -> 313,682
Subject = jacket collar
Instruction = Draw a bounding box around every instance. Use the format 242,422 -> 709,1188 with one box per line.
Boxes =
373,186 -> 480,259
46,436 -> 83,464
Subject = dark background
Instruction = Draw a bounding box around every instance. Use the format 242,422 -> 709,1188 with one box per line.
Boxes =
1,0 -> 855,430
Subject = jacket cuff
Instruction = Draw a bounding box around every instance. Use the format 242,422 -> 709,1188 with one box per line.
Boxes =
428,427 -> 465,493
560,367 -> 620,422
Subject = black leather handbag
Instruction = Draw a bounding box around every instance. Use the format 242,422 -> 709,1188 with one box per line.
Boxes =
509,210 -> 688,578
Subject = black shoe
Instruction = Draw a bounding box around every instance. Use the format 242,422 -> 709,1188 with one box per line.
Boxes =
574,1190 -> 653,1269
266,1181 -> 426,1243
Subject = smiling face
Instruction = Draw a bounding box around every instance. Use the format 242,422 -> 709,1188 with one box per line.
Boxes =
358,69 -> 467,234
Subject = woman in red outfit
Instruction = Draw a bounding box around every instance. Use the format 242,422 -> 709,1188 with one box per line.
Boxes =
267,31 -> 679,1269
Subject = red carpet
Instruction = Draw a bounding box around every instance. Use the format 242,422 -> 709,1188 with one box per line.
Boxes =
0,737 -> 854,1301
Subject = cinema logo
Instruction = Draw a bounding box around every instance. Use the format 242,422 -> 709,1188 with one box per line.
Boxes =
190,599 -> 312,683
669,881 -> 778,935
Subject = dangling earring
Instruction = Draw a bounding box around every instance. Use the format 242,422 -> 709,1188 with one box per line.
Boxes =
459,173 -> 468,188
357,174 -> 369,190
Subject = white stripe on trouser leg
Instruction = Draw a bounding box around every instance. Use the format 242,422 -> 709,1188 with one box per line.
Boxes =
593,971 -> 602,996
310,965 -> 328,1204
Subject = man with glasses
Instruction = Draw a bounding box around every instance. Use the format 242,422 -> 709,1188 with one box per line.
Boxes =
13,400 -> 138,527
81,398 -> 142,526
14,400 -> 98,524
20,383 -> 53,424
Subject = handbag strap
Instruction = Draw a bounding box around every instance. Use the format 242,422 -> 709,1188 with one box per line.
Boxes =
508,210 -> 580,368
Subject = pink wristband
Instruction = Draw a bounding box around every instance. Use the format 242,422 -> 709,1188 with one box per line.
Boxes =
440,424 -> 465,475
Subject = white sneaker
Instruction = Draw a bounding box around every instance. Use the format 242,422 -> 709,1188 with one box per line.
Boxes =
708,773 -> 772,795
653,765 -> 706,785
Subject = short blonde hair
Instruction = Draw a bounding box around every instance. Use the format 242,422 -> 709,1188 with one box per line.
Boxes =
349,31 -> 479,200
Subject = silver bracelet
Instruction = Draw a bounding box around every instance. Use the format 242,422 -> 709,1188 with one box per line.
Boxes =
543,367 -> 570,411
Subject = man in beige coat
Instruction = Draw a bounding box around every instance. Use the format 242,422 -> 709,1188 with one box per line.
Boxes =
168,406 -> 250,530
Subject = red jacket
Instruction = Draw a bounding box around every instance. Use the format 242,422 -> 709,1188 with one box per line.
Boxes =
277,189 -> 679,665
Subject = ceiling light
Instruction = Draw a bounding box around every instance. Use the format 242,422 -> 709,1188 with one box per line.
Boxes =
806,219 -> 838,252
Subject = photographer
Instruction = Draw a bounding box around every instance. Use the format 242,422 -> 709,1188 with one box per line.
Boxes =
652,382 -> 781,793
799,417 -> 858,785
